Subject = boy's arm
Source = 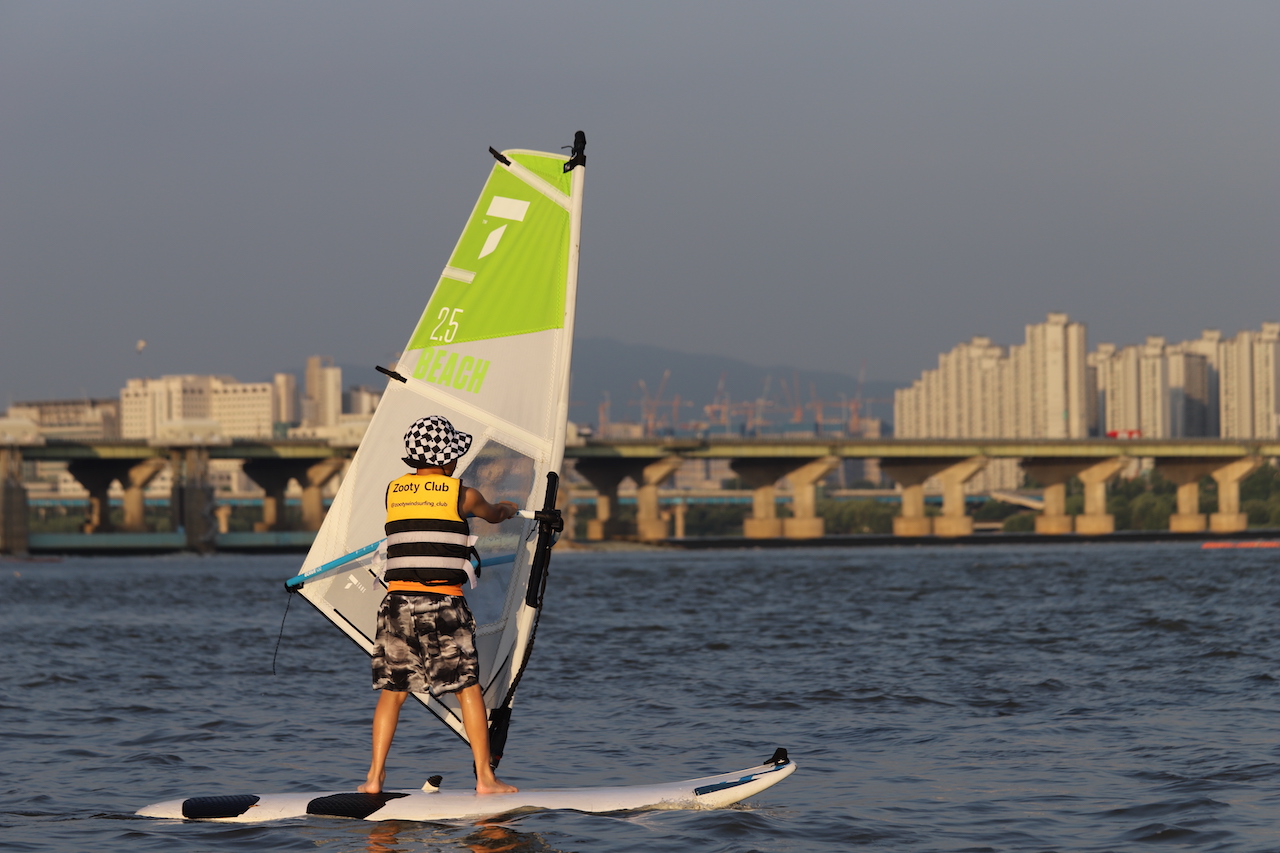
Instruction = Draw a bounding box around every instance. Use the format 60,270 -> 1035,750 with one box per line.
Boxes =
460,486 -> 518,524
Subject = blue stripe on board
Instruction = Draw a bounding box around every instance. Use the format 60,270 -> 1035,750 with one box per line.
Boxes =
693,769 -> 774,796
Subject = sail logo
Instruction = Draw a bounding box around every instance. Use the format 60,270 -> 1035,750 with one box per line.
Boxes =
412,346 -> 490,394
477,195 -> 530,259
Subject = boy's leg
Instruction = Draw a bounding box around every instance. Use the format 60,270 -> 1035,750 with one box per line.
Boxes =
456,684 -> 517,794
359,689 -> 408,794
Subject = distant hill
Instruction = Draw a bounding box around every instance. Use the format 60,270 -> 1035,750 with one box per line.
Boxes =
293,340 -> 905,436
567,337 -> 904,435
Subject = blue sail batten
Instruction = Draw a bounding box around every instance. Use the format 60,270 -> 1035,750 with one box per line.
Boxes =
287,540 -> 383,588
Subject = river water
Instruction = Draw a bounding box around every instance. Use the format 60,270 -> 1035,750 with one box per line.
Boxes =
3,542 -> 1280,852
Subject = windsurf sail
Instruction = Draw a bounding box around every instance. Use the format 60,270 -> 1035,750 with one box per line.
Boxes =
286,133 -> 585,762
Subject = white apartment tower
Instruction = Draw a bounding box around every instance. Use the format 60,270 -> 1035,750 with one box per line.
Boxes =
895,313 -> 1088,440
302,355 -> 343,428
1182,329 -> 1222,436
273,372 -> 298,426
1219,322 -> 1280,438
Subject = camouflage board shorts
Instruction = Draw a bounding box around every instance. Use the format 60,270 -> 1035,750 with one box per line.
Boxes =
371,593 -> 479,696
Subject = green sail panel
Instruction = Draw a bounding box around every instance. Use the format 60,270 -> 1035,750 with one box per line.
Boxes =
408,159 -> 571,349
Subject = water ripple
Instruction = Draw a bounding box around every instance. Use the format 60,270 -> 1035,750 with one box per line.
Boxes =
4,545 -> 1280,851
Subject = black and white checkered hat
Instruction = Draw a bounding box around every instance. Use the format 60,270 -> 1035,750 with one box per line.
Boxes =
402,415 -> 473,469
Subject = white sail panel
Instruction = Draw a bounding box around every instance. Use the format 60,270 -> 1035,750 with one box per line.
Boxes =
289,139 -> 584,748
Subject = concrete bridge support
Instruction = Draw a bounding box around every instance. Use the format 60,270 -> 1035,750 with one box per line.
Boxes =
0,447 -> 28,556
1075,458 -> 1127,535
170,448 -> 216,553
241,461 -> 292,532
881,457 -> 986,537
730,459 -> 810,538
65,460 -> 121,533
63,457 -> 170,534
301,458 -> 346,531
1156,460 -> 1220,533
671,499 -> 687,539
1020,457 -> 1125,534
573,459 -> 636,541
121,458 -> 168,532
1155,457 -> 1262,533
934,458 -> 988,536
241,457 -> 344,532
1210,457 -> 1263,532
573,457 -> 684,541
635,456 -> 683,542
783,456 -> 840,538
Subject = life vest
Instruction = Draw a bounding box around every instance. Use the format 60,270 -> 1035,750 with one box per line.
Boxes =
383,474 -> 479,589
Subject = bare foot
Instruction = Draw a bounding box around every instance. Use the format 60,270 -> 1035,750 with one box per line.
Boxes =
358,772 -> 385,795
475,776 -> 518,794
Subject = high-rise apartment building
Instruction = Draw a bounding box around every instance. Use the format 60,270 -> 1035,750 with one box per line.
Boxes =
1182,329 -> 1222,436
273,372 -> 298,426
902,318 -> 1277,445
894,313 -> 1088,490
1218,322 -> 1280,438
301,355 -> 342,428
1165,344 -> 1210,438
895,313 -> 1088,440
345,385 -> 382,416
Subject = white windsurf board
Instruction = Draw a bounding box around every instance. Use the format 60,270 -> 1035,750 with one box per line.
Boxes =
136,751 -> 796,823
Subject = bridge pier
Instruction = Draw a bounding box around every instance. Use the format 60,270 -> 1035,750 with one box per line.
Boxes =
1210,457 -> 1263,532
574,456 -> 683,541
65,460 -> 121,533
1075,458 -> 1126,534
0,447 -> 28,556
783,456 -> 840,538
729,459 -> 805,538
170,448 -> 216,553
122,458 -> 168,531
881,458 -> 986,537
1155,460 -> 1219,533
1020,457 -> 1124,534
574,460 -> 634,540
635,456 -> 683,542
1018,458 -> 1121,532
63,457 -> 170,534
302,458 -> 346,531
242,461 -> 291,531
241,457 -> 344,532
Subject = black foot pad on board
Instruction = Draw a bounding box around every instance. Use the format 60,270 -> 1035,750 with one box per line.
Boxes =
306,792 -> 408,819
182,794 -> 261,819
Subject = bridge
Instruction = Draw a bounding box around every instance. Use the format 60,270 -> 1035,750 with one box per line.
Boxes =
566,437 -> 1280,540
0,438 -> 351,554
2,436 -> 1278,554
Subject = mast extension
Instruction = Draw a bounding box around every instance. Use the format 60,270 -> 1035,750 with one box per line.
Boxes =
562,131 -> 586,172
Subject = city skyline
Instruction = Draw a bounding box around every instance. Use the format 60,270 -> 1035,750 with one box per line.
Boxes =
2,3 -> 1277,405
896,314 -> 1280,443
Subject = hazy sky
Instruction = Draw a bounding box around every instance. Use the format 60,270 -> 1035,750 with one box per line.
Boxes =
2,1 -> 1277,404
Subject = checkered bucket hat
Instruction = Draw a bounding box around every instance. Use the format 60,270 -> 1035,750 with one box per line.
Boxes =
402,415 -> 473,469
